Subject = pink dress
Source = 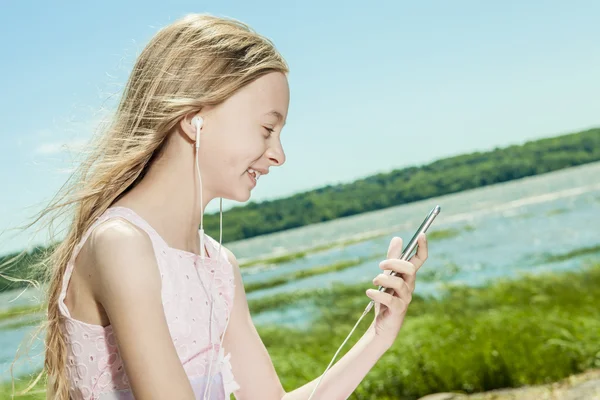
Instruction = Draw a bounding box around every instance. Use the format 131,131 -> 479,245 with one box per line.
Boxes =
57,206 -> 241,399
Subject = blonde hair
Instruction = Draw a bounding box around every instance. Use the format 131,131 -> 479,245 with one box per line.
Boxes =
2,13 -> 288,399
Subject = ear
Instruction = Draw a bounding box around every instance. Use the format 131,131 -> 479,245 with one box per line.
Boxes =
179,112 -> 200,145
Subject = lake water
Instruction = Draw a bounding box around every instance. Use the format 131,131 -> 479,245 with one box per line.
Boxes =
2,161 -> 600,382
234,162 -> 600,297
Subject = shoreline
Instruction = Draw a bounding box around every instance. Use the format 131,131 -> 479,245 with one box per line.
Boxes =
418,369 -> 600,400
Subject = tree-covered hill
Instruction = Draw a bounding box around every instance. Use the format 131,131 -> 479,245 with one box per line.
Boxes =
203,127 -> 600,241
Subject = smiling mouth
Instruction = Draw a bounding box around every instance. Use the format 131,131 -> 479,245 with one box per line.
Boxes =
246,168 -> 261,184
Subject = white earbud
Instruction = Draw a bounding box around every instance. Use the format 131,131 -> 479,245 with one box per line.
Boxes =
192,116 -> 203,150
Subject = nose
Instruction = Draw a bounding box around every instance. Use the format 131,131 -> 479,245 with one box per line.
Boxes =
266,141 -> 286,166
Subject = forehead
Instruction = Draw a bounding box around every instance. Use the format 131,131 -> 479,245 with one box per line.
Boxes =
240,72 -> 289,122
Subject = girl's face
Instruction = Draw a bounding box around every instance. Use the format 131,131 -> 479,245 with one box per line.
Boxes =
197,71 -> 289,202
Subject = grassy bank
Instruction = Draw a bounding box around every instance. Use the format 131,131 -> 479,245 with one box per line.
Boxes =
259,263 -> 600,399
0,305 -> 42,323
540,244 -> 600,263
0,376 -> 45,400
3,264 -> 599,399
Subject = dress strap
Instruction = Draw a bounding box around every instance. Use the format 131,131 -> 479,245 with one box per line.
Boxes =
203,234 -> 228,265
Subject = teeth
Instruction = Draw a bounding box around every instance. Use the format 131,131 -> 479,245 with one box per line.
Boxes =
247,168 -> 261,181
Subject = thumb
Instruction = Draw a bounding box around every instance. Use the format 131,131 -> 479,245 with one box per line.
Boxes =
387,236 -> 403,260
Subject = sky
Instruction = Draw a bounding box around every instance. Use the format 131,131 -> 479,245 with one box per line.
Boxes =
1,0 -> 599,254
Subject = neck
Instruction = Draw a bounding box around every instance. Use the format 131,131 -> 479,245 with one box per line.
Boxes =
114,149 -> 215,255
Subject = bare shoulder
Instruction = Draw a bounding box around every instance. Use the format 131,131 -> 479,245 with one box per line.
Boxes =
91,217 -> 153,255
86,218 -> 161,301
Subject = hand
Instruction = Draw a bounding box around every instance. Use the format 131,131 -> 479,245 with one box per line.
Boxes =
366,233 -> 428,349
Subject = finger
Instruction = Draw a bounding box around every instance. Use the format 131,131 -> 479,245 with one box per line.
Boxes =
411,233 -> 429,270
366,289 -> 407,314
379,259 -> 417,289
372,273 -> 412,301
366,288 -> 394,308
387,236 -> 403,260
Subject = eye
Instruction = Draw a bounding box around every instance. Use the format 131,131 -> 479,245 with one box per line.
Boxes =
263,127 -> 275,137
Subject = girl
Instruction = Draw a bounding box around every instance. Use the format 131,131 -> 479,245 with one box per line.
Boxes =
10,12 -> 428,400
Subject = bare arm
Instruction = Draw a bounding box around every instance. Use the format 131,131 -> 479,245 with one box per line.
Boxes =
280,326 -> 387,400
89,219 -> 195,400
221,246 -> 287,399
221,247 -> 389,400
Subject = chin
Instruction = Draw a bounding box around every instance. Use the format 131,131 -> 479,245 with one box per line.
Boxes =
238,190 -> 252,203
228,193 -> 251,203
222,188 -> 251,203
215,176 -> 254,203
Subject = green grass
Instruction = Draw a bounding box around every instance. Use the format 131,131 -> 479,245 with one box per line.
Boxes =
0,316 -> 44,332
244,256 -> 376,293
418,261 -> 462,282
5,264 -> 599,399
546,208 -> 568,216
240,250 -> 309,268
516,212 -> 535,219
540,244 -> 600,263
0,372 -> 45,399
426,225 -> 474,241
239,231 -> 388,269
0,305 -> 42,323
258,263 -> 600,399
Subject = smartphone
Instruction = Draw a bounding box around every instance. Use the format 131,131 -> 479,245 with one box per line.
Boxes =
375,204 -> 441,294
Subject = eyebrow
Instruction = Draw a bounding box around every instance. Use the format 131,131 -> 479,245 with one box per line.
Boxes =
265,110 -> 286,127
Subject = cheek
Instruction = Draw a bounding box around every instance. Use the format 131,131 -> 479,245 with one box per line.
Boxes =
205,140 -> 254,176
203,121 -> 265,171
219,134 -> 264,165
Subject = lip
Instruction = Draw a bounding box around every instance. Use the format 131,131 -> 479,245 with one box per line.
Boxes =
246,170 -> 257,188
253,168 -> 269,176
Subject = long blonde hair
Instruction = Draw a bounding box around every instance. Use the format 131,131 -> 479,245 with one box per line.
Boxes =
2,13 -> 288,399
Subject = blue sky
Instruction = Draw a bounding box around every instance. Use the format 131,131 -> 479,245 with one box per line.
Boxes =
1,0 -> 599,254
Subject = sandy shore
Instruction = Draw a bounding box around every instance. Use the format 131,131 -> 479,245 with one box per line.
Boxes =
419,369 -> 600,400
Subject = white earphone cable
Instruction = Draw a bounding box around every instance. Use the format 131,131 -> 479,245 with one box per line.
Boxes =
306,304 -> 372,400
204,198 -> 230,398
193,117 -> 231,399
193,117 -> 216,400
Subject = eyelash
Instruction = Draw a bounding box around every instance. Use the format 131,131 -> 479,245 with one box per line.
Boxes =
264,127 -> 275,137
